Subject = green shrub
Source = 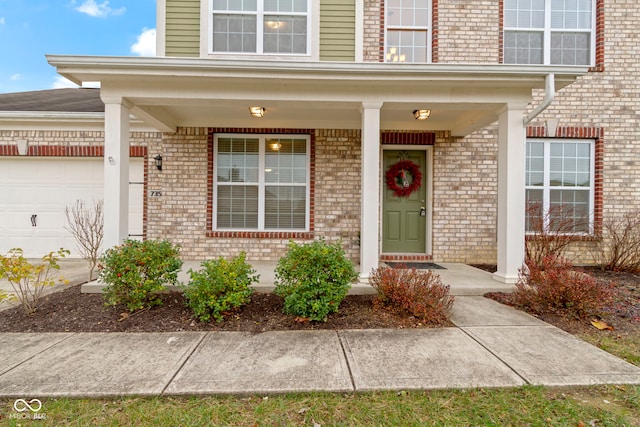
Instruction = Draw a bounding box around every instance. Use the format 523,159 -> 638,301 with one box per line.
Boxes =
98,239 -> 183,312
183,253 -> 259,322
0,248 -> 69,314
369,266 -> 454,325
514,256 -> 615,319
274,239 -> 357,322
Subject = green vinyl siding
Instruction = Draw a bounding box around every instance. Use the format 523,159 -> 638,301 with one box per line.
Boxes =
165,0 -> 200,57
320,0 -> 356,61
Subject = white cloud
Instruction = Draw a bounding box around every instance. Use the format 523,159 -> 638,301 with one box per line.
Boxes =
131,28 -> 156,56
10,74 -> 21,81
52,76 -> 101,89
75,0 -> 125,18
0,17 -> 5,25
52,76 -> 79,89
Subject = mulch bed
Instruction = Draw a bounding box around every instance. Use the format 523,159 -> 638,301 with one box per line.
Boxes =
2,266 -> 637,335
0,284 -> 445,333
483,266 -> 640,336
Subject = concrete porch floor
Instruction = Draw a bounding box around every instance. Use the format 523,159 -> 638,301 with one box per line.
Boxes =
79,261 -> 513,296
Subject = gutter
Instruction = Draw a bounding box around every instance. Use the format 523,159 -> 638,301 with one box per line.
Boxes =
524,73 -> 555,125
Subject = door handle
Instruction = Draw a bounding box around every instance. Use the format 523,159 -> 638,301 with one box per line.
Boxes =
419,207 -> 426,217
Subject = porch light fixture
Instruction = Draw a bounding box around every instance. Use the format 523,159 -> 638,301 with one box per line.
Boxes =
413,109 -> 431,120
249,107 -> 265,118
154,154 -> 163,171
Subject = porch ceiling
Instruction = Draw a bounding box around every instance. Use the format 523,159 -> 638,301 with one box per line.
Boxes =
47,55 -> 588,137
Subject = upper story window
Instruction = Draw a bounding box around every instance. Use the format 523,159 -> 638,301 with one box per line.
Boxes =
384,0 -> 431,63
211,0 -> 310,55
504,0 -> 595,66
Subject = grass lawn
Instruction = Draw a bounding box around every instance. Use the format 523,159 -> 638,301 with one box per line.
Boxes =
1,385 -> 639,426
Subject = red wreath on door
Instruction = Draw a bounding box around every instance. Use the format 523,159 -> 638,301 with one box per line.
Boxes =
385,160 -> 422,197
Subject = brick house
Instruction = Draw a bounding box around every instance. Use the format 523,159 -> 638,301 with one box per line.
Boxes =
2,0 -> 633,284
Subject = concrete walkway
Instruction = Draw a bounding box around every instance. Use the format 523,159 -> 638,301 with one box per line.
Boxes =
1,262 -> 639,397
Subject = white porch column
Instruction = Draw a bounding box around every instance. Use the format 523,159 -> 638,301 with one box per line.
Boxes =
493,104 -> 527,283
103,98 -> 131,250
359,102 -> 383,281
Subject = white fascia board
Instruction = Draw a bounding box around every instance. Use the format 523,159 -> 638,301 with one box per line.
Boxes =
46,55 -> 589,88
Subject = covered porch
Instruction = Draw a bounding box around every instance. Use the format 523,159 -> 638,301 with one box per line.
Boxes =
78,261 -> 512,296
47,55 -> 587,283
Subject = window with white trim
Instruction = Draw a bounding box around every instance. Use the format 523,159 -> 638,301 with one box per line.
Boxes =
214,134 -> 310,231
384,0 -> 431,63
211,0 -> 310,54
525,139 -> 594,234
504,0 -> 595,65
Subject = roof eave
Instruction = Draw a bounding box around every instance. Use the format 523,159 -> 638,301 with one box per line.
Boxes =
46,55 -> 589,89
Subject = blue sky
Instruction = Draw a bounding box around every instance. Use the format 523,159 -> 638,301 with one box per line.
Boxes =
0,0 -> 157,93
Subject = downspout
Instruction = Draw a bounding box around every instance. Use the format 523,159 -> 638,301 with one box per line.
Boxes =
524,73 -> 555,125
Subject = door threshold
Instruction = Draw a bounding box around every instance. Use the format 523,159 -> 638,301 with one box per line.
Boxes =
380,254 -> 433,262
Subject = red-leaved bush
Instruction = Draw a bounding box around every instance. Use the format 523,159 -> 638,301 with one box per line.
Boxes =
514,256 -> 615,319
369,266 -> 454,325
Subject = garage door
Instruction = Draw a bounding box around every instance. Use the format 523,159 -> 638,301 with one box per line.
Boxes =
0,157 -> 143,258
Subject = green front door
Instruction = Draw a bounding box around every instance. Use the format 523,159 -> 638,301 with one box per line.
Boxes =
382,150 -> 427,253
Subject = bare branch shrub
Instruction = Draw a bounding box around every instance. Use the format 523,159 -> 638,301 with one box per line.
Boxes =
65,199 -> 104,282
593,209 -> 640,273
514,256 -> 614,319
525,202 -> 588,268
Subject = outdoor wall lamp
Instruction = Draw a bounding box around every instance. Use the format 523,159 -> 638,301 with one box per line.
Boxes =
154,154 -> 163,171
413,109 -> 431,120
249,106 -> 265,118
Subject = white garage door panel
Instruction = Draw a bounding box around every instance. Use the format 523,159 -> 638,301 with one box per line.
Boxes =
0,158 -> 144,258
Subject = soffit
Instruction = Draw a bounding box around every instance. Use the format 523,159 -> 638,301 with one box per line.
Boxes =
46,55 -> 589,136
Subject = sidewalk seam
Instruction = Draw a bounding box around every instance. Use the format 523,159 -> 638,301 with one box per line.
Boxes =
160,332 -> 208,396
457,326 -> 531,385
336,331 -> 357,391
0,333 -> 74,377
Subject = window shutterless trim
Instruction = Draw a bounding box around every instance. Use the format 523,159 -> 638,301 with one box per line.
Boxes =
383,0 -> 432,63
526,138 -> 596,235
501,0 -> 598,67
211,132 -> 311,233
209,0 -> 312,56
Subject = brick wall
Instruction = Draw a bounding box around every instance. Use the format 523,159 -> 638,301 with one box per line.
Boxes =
436,0 -> 500,63
145,128 -> 363,262
0,130 -> 157,151
363,0 -> 383,62
515,0 -> 640,264
355,0 -> 638,266
313,129 -> 362,261
432,129 -> 498,264
362,0 -> 499,64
